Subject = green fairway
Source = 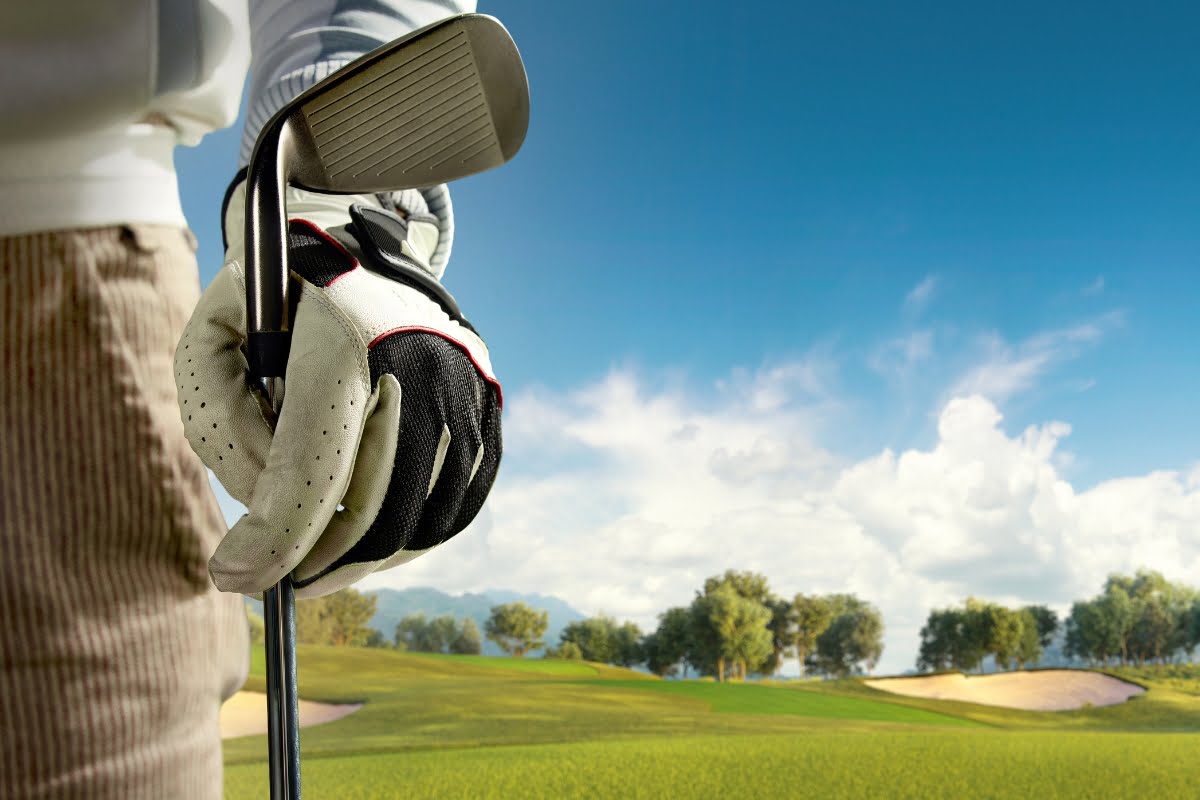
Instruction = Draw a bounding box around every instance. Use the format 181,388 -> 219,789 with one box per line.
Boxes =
226,729 -> 1200,799
224,649 -> 1200,799
578,679 -> 977,726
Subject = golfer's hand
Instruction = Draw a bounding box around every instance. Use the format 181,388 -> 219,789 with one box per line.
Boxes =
175,183 -> 501,598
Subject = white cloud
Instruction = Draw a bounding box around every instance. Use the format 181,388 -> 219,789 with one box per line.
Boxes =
949,314 -> 1121,404
904,275 -> 938,313
344,365 -> 1200,676
1084,276 -> 1105,295
207,315 -> 1184,677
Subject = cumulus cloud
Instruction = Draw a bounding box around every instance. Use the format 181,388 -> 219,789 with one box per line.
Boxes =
209,318 -> 1191,675
350,364 -> 1199,675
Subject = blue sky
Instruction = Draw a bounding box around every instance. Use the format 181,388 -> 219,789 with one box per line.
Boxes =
180,2 -> 1199,673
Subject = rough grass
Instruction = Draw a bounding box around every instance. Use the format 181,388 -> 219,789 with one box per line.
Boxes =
224,649 -> 1200,799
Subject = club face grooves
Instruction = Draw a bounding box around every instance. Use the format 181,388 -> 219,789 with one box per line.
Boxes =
293,15 -> 528,192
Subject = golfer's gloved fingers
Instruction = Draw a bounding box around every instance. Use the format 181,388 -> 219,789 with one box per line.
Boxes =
174,263 -> 273,504
294,345 -> 501,599
415,389 -> 500,551
292,374 -> 402,597
208,299 -> 370,594
451,394 -> 502,534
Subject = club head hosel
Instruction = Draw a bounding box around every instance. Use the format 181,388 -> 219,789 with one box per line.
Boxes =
244,119 -> 299,381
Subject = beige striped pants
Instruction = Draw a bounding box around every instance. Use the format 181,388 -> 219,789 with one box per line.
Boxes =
1,225 -> 250,798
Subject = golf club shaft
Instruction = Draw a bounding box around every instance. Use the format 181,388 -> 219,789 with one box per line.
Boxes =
260,378 -> 300,800
263,576 -> 300,799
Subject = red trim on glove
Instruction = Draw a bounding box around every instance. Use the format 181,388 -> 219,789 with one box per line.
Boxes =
368,326 -> 503,409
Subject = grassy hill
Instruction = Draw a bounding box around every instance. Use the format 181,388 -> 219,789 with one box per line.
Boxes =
224,650 -> 1200,798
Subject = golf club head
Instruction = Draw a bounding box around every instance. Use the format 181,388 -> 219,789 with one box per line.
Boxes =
280,13 -> 529,193
245,13 -> 529,377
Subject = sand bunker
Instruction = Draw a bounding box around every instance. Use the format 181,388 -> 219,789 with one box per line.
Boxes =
864,669 -> 1145,711
219,691 -> 363,739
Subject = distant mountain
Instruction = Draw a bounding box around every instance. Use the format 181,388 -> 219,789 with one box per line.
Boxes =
368,587 -> 587,656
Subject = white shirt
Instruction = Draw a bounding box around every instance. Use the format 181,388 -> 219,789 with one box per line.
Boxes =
0,0 -> 471,249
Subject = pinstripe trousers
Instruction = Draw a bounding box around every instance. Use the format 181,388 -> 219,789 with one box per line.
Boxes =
0,225 -> 250,798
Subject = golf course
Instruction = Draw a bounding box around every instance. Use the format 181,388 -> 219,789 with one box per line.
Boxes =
221,649 -> 1200,798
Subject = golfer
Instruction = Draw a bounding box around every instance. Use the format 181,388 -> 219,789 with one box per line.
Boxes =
0,2 -> 501,797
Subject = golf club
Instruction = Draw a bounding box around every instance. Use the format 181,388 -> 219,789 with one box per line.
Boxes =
242,13 -> 529,798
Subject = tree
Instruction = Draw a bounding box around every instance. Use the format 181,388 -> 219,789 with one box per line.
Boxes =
322,588 -> 378,646
612,621 -> 643,667
688,584 -> 770,681
812,598 -> 884,678
1065,600 -> 1104,665
916,608 -> 964,672
450,618 -> 482,655
1022,605 -> 1059,649
703,585 -> 772,680
293,589 -> 377,646
703,570 -> 773,606
364,629 -> 389,648
395,613 -> 431,651
429,615 -> 460,653
560,616 -> 618,664
296,596 -> 332,645
545,641 -> 583,660
985,605 -> 1025,672
960,598 -> 998,672
1189,599 -> 1200,659
686,595 -> 725,679
246,607 -> 265,645
1165,585 -> 1199,660
762,597 -> 794,676
724,598 -> 773,680
1095,584 -> 1135,665
691,582 -> 772,681
1129,595 -> 1173,665
791,594 -> 834,678
646,607 -> 691,677
485,602 -> 548,657
1014,608 -> 1042,669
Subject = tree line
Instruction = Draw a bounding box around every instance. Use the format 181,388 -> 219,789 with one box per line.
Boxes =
245,588 -> 484,654
917,599 -> 1057,672
918,569 -> 1200,672
1064,570 -> 1200,666
480,570 -> 885,681
244,572 -> 886,681
244,566 -> 1200,677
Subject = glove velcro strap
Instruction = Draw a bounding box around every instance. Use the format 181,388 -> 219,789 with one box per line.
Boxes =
345,204 -> 477,335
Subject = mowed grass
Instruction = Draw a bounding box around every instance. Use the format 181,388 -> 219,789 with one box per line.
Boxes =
224,649 -> 1200,799
226,730 -> 1200,799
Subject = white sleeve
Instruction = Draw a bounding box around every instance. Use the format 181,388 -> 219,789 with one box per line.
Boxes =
0,2 -> 250,146
241,0 -> 477,275
240,0 -> 476,163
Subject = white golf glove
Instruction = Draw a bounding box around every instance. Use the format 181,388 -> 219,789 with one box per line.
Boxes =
175,182 -> 502,598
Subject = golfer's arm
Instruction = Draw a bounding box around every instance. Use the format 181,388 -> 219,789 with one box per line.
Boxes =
241,0 -> 478,166
242,0 -> 477,274
0,1 -> 248,144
